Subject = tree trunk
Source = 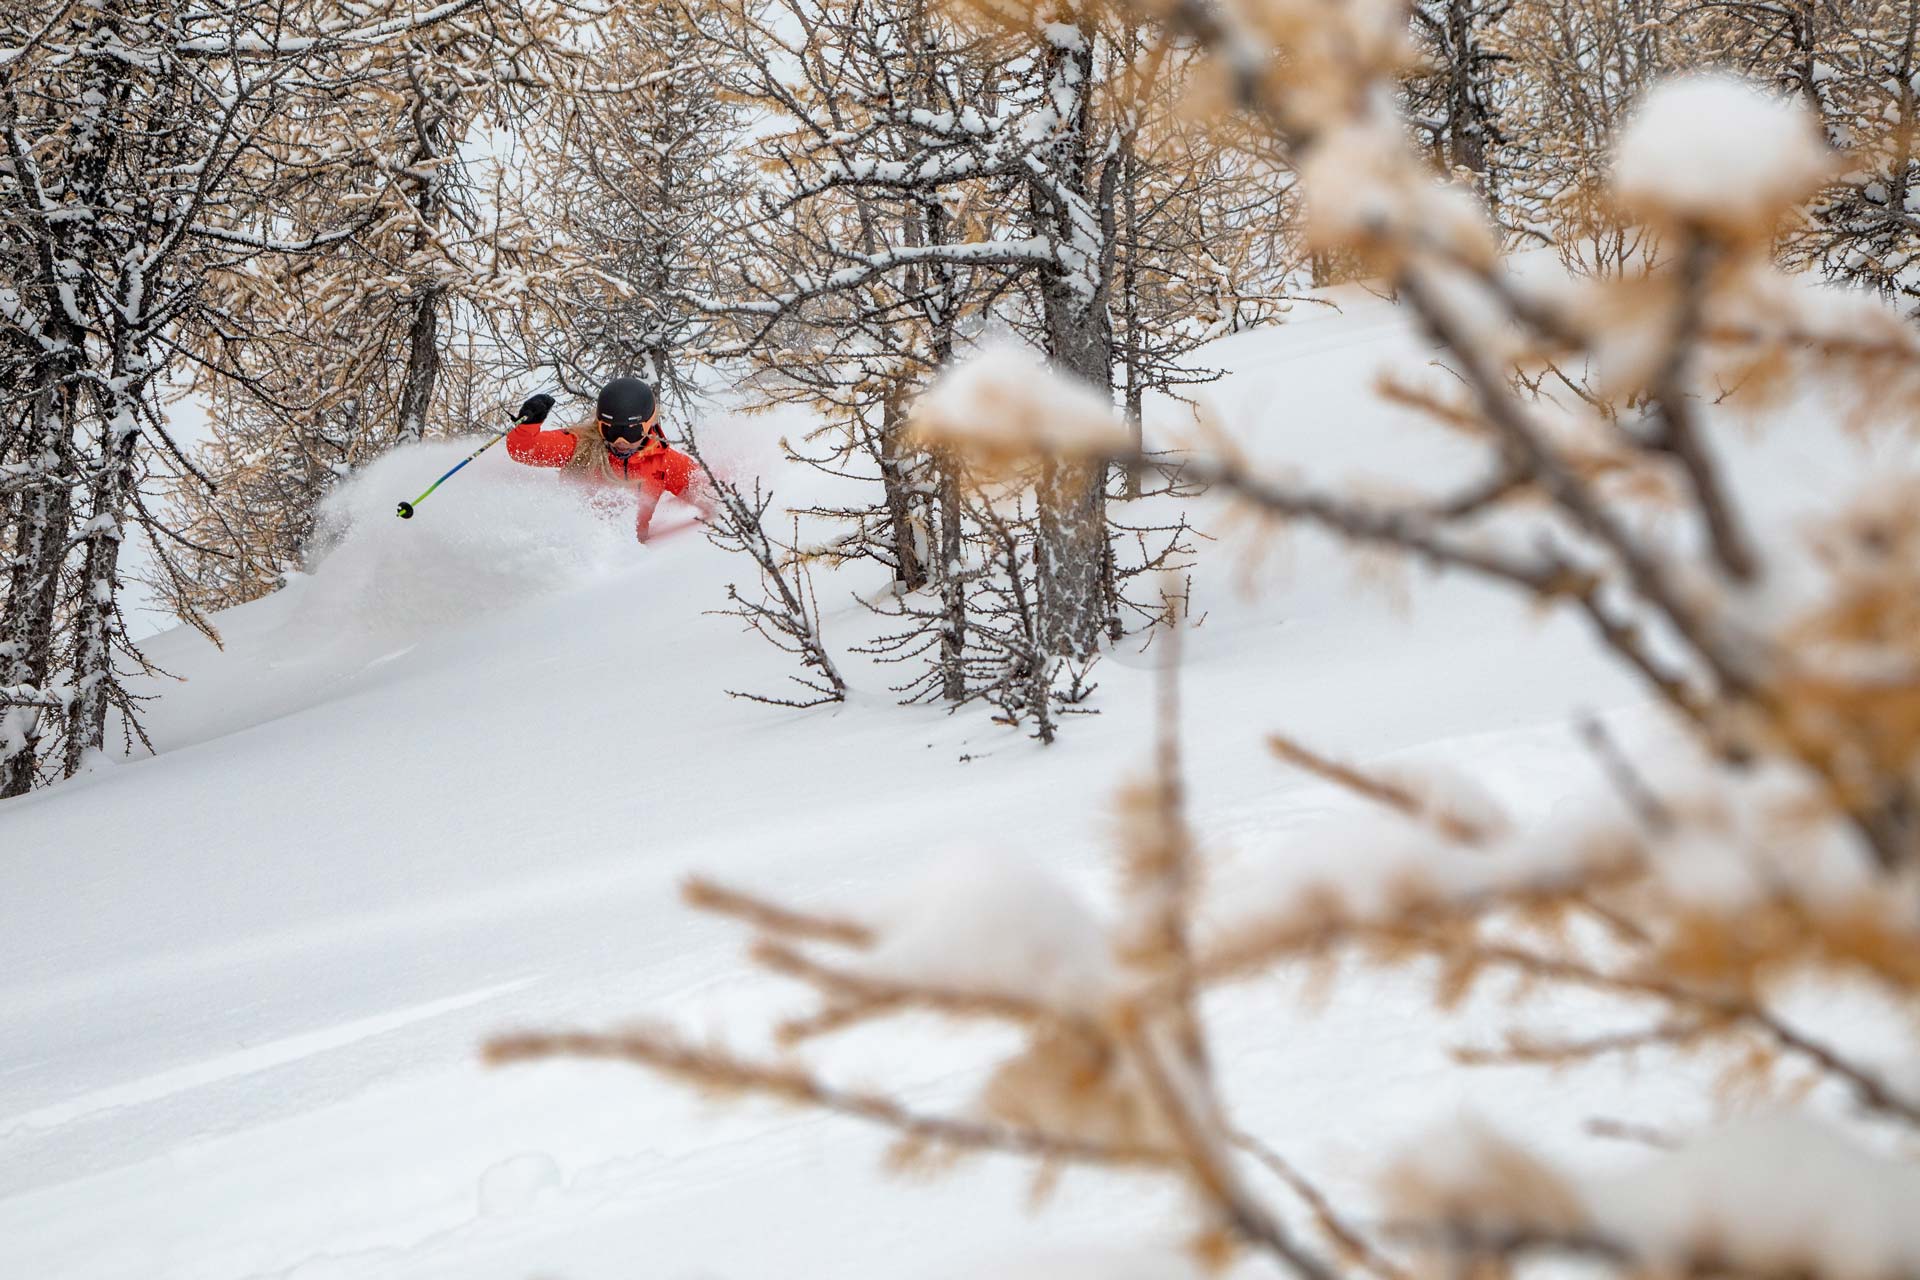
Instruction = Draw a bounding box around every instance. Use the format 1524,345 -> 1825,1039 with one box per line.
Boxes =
1034,455 -> 1106,659
0,386 -> 77,797
1035,247 -> 1113,660
61,385 -> 141,777
395,75 -> 452,444
395,283 -> 444,443
917,186 -> 968,699
1119,128 -> 1145,499
878,393 -> 927,590
1445,0 -> 1487,178
1030,23 -> 1114,661
937,455 -> 967,702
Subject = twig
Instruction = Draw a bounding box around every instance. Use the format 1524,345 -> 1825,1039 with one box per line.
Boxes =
683,876 -> 874,947
752,938 -> 1071,1036
1122,1017 -> 1343,1280
1111,449 -> 1584,596
484,1028 -> 1178,1168
1268,732 -> 1494,844
1644,235 -> 1758,583
1233,1129 -> 1412,1280
1578,714 -> 1674,834
1583,1117 -> 1680,1150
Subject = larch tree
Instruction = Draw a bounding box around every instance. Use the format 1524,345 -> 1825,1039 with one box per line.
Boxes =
2,0 -> 320,792
0,0 -> 523,795
1406,0 -> 1514,202
513,0 -> 746,412
691,0 -> 1131,662
161,0 -> 580,615
676,0 -> 1279,729
1681,0 -> 1920,308
1495,0 -> 1668,273
677,0 -> 1020,708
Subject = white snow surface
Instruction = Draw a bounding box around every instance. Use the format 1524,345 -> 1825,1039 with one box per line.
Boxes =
1,281 -> 1907,1278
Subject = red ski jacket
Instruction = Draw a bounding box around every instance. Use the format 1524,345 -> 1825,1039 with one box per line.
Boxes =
505,421 -> 700,540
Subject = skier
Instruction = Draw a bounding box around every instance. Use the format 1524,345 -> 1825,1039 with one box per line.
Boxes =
506,377 -> 713,542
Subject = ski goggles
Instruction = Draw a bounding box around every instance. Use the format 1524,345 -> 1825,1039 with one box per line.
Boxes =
599,407 -> 661,445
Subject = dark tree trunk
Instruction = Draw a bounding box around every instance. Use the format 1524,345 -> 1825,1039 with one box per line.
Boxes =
395,283 -> 444,442
0,386 -> 77,797
878,394 -> 927,590
1034,454 -> 1106,659
914,184 -> 969,701
937,455 -> 967,702
1035,268 -> 1113,660
61,395 -> 140,777
1118,127 -> 1144,500
1030,25 -> 1114,661
1445,0 -> 1488,177
395,78 -> 452,443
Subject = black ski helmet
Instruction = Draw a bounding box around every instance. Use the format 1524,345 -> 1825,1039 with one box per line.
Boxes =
596,376 -> 659,443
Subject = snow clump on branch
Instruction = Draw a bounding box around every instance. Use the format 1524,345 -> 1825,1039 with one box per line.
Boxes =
857,847 -> 1116,1013
1611,75 -> 1831,235
1389,1114 -> 1920,1279
1298,117 -> 1498,265
908,344 -> 1130,468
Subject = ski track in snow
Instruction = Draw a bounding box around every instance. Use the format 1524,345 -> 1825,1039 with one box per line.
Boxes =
0,285 -> 1887,1279
1,980 -> 535,1137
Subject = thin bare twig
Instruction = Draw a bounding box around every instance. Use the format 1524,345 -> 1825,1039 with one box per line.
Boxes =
683,876 -> 874,947
1268,732 -> 1494,844
1121,1017 -> 1343,1280
485,1028 -> 1178,1167
1233,1129 -> 1412,1280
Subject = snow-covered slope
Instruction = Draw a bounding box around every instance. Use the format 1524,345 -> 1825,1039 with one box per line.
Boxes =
0,287 -> 1863,1279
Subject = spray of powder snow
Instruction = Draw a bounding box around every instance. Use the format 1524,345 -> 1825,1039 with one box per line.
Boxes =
290,440 -> 639,640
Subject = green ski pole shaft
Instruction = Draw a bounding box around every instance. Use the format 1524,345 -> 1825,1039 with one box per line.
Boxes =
395,416 -> 518,520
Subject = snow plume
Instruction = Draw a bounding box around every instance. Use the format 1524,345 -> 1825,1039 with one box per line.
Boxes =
292,439 -> 636,640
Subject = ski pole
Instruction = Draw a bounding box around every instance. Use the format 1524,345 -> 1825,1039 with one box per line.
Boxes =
395,413 -> 519,520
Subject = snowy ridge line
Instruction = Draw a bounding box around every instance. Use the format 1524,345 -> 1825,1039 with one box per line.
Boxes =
0,979 -> 534,1138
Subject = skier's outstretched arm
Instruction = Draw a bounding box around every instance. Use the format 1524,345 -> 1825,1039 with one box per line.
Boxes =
505,394 -> 576,468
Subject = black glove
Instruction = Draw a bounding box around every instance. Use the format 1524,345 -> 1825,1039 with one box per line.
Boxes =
515,393 -> 555,425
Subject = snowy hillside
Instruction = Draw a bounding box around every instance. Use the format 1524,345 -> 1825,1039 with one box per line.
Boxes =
0,287 -> 1885,1279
